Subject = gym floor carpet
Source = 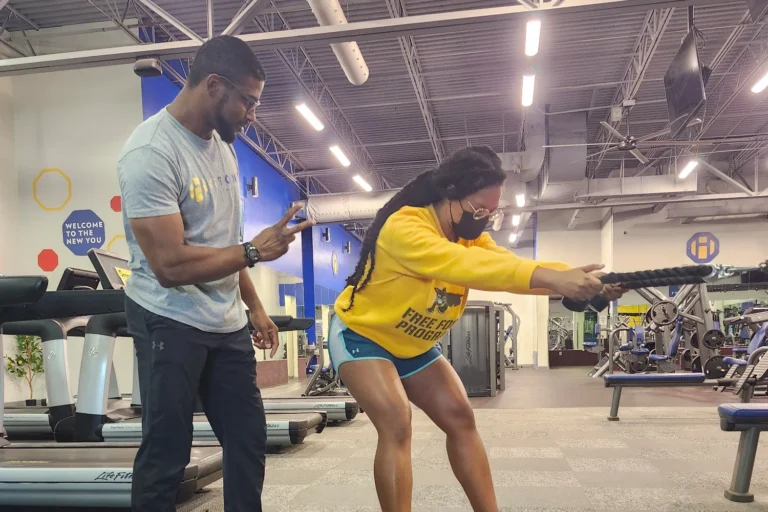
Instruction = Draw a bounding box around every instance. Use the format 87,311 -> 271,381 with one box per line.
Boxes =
174,366 -> 768,511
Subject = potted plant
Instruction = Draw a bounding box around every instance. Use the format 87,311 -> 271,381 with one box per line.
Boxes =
5,334 -> 45,405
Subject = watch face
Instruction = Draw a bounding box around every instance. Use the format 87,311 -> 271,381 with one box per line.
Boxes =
249,247 -> 260,262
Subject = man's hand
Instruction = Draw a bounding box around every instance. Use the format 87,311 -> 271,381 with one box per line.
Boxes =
250,308 -> 280,358
251,204 -> 314,262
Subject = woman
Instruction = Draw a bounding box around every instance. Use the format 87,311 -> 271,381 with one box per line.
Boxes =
329,146 -> 623,512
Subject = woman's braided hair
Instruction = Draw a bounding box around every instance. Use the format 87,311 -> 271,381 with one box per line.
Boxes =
341,145 -> 506,311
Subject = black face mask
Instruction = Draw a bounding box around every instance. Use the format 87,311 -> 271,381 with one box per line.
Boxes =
451,205 -> 488,241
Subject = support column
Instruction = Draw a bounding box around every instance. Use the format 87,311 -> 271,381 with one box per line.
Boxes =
301,228 -> 317,346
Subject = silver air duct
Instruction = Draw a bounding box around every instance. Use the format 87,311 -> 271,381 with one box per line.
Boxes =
301,109 -> 549,225
307,0 -> 369,86
299,190 -> 397,225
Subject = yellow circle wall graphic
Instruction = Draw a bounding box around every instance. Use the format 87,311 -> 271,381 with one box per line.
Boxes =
107,234 -> 126,253
33,168 -> 72,211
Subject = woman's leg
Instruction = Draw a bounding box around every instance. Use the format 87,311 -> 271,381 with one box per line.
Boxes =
339,359 -> 414,512
402,357 -> 498,512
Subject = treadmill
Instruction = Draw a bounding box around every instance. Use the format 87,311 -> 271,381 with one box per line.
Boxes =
3,268 -> 130,440
0,276 -> 223,507
88,248 -> 360,423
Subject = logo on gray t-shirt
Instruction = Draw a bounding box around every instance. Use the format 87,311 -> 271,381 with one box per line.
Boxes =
117,108 -> 247,333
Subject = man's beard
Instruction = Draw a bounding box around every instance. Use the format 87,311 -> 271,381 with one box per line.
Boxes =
214,111 -> 237,144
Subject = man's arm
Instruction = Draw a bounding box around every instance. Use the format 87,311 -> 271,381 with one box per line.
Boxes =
130,215 -> 247,288
120,146 -> 248,288
120,147 -> 311,289
238,268 -> 265,314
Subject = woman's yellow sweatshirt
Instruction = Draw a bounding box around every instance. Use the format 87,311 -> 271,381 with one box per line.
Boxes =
334,205 -> 570,358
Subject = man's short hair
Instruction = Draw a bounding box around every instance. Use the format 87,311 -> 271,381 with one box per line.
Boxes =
188,35 -> 266,87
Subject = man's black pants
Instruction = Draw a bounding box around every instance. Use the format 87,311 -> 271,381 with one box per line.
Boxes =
125,297 -> 267,512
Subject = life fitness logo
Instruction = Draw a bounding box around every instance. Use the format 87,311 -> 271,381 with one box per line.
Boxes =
331,252 -> 339,276
686,232 -> 719,264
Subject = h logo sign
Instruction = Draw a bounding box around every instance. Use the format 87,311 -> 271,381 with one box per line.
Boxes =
152,341 -> 165,351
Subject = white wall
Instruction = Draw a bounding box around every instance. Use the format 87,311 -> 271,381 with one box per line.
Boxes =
612,211 -> 768,272
600,211 -> 614,273
3,64 -> 143,402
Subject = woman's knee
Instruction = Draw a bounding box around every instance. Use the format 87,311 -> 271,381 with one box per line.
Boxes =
438,399 -> 476,436
374,403 -> 412,444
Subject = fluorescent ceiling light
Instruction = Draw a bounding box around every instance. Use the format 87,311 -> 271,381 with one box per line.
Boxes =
521,75 -> 535,107
512,214 -> 521,227
515,193 -> 526,208
752,71 -> 768,93
509,233 -> 518,243
295,103 -> 324,131
678,160 -> 698,179
330,145 -> 351,167
353,175 -> 372,192
525,20 -> 541,56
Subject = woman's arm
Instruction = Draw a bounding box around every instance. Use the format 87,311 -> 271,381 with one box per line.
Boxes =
472,233 -> 570,295
379,210 -> 567,294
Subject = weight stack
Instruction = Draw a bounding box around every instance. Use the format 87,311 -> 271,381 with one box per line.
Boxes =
439,302 -> 503,397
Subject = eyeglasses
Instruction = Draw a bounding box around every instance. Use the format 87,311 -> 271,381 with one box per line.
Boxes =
216,74 -> 261,113
466,201 -> 505,231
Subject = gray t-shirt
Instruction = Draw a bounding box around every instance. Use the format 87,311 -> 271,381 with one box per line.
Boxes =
117,107 -> 247,333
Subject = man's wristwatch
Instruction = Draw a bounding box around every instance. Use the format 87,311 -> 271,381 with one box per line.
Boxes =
242,242 -> 261,268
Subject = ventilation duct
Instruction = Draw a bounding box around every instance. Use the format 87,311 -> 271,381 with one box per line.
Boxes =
575,173 -> 699,200
299,190 -> 397,225
307,0 -> 369,85
301,109 -> 555,224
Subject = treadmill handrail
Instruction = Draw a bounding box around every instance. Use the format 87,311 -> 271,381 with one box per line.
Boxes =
0,290 -> 125,324
0,276 -> 48,307
245,313 -> 315,332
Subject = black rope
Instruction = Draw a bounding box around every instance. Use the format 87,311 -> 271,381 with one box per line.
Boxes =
597,265 -> 712,285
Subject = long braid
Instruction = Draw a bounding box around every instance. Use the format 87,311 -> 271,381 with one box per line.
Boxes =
341,145 -> 507,312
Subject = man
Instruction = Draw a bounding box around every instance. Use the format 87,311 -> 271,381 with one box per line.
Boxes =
117,35 -> 312,511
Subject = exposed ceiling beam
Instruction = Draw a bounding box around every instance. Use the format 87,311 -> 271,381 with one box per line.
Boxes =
590,8 -> 673,174
697,159 -> 756,196
635,10 -> 755,176
0,36 -> 24,57
666,198 -> 768,219
514,192 -> 760,213
5,3 -> 38,30
566,209 -> 581,230
222,0 -> 268,36
249,4 -> 380,191
0,0 -> 732,76
89,0 -> 308,194
0,1 -> 9,14
385,0 -> 445,163
135,0 -> 203,42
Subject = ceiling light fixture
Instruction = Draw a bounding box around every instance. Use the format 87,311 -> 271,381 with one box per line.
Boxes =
521,75 -> 536,107
525,20 -> 541,57
353,175 -> 372,192
512,214 -> 521,227
509,233 -> 518,243
678,160 -> 699,179
752,71 -> 768,94
330,145 -> 351,167
515,193 -> 526,208
295,103 -> 324,131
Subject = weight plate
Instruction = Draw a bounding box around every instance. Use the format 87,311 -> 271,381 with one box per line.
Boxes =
703,329 -> 726,350
690,333 -> 699,349
649,301 -> 678,327
629,360 -> 648,373
682,349 -> 692,363
704,355 -> 728,379
682,320 -> 697,333
692,355 -> 702,374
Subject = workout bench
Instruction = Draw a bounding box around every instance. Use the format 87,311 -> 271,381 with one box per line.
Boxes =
604,373 -> 713,421
719,403 -> 768,502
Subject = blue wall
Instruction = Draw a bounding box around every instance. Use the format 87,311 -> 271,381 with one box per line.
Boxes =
139,74 -> 361,319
